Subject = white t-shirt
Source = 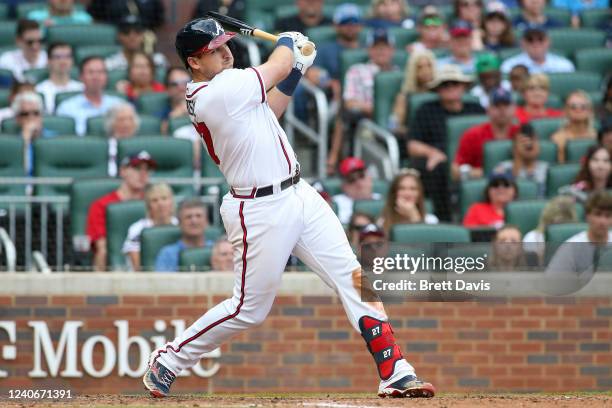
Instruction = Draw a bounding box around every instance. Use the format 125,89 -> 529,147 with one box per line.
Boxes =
122,217 -> 179,270
333,193 -> 383,225
0,49 -> 47,82
35,78 -> 84,114
523,229 -> 544,255
185,68 -> 299,188
173,124 -> 199,142
566,231 -> 612,243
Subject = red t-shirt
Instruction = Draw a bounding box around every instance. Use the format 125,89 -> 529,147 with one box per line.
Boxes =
86,191 -> 121,243
125,82 -> 166,101
454,122 -> 520,168
463,202 -> 504,228
515,106 -> 563,124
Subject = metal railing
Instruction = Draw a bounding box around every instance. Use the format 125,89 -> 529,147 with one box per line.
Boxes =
353,118 -> 400,180
0,227 -> 16,272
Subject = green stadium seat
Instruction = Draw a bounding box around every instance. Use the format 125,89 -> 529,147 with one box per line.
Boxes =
322,178 -> 342,196
1,115 -> 76,135
54,91 -> 81,108
498,47 -> 522,61
372,179 -> 390,196
353,199 -> 385,219
546,163 -> 581,197
543,8 -> 572,26
388,27 -> 418,49
141,225 -> 181,271
575,48 -> 612,77
86,114 -> 161,137
75,45 -> 122,64
505,199 -> 548,236
69,178 -> 121,238
548,29 -> 606,59
205,225 -> 225,242
106,200 -> 146,269
374,71 -> 403,127
446,114 -> 489,165
566,139 -> 597,163
547,72 -> 602,101
47,24 -> 117,47
581,9 -> 610,28
33,137 -> 108,196
515,93 -> 563,109
460,178 -> 539,218
408,92 -> 438,124
544,222 -> 589,262
201,150 -> 223,178
0,88 -> 10,107
0,137 -> 26,210
179,247 -> 213,272
305,26 -> 337,46
244,9 -> 274,33
168,116 -> 191,134
107,69 -> 128,90
531,117 -> 564,140
444,242 -> 491,261
482,139 -> 559,171
0,4 -> 7,19
340,49 -> 368,85
0,21 -> 16,47
136,92 -> 169,116
22,67 -> 49,83
391,223 -> 470,243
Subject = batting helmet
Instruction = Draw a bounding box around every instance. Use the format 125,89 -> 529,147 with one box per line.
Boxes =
175,18 -> 236,69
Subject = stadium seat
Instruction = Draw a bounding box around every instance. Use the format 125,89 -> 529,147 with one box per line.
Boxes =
54,91 -> 81,108
305,26 -> 337,46
353,199 -> 385,219
575,48 -> 612,77
547,72 -> 602,101
340,49 -> 407,87
372,179 -> 390,196
546,163 -> 581,197
1,115 -> 76,135
0,137 -> 26,210
0,21 -> 16,47
505,199 -> 548,236
444,242 -> 491,262
388,27 -> 418,49
531,117 -> 564,140
136,92 -> 169,117
70,178 -> 121,238
374,71 -> 403,127
446,114 -> 489,167
543,8 -> 572,26
483,139 -> 558,173
107,69 -> 128,90
548,29 -> 606,59
0,4 -> 7,19
391,223 -> 471,243
75,45 -> 122,64
0,88 -> 10,107
0,68 -> 13,88
86,114 -> 161,137
141,225 -> 181,271
106,200 -> 146,269
47,24 -> 118,47
515,93 -> 562,109
408,92 -> 438,124
168,116 -> 191,134
498,47 -> 521,61
544,222 -> 588,262
581,9 -> 610,28
205,225 -> 224,242
322,178 -> 342,196
201,150 -> 223,178
33,137 -> 108,196
460,178 -> 538,218
243,9 -> 274,33
179,247 -> 213,272
566,139 -> 597,163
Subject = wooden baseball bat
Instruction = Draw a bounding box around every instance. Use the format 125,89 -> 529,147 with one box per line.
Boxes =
206,11 -> 315,56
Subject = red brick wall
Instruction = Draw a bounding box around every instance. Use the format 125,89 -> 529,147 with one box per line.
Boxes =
0,294 -> 610,394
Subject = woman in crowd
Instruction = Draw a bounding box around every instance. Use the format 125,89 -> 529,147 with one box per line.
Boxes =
104,103 -> 140,177
380,168 -> 439,235
566,145 -> 612,199
463,174 -> 518,228
453,0 -> 484,49
347,212 -> 375,249
482,1 -> 515,51
551,90 -> 597,163
489,225 -> 529,271
122,183 -> 178,271
515,73 -> 563,123
366,0 -> 414,30
116,51 -> 165,102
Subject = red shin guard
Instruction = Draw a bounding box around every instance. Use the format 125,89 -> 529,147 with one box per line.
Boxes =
359,316 -> 403,380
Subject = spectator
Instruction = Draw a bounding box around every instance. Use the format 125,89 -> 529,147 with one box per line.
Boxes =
508,64 -> 529,93
161,67 -> 190,123
489,225 -> 529,271
86,150 -> 156,271
87,1 -> 165,31
347,212 -> 375,248
512,0 -> 561,31
358,223 -> 389,272
494,123 -> 549,197
0,19 -> 47,82
551,0 -> 609,28
463,173 -> 518,228
380,168 -> 439,235
13,92 -> 56,175
598,75 -> 612,122
514,73 -> 563,123
564,191 -> 612,243
333,157 -> 382,224
407,6 -> 447,53
211,238 -> 233,271
470,53 -> 511,108
192,0 -> 245,21
551,90 -> 597,163
598,123 -> 612,153
390,49 -> 436,136
365,0 -> 415,30
104,15 -> 168,72
408,64 -> 484,220
56,56 -> 123,136
104,103 -> 140,176
172,124 -> 201,172
560,145 -> 612,201
501,25 -> 574,74
155,198 -> 210,272
0,81 -> 35,124
437,20 -> 476,75
27,0 -> 92,28
35,42 -> 83,114
482,1 -> 515,52
452,0 -> 484,50
453,87 -> 519,181
115,51 -> 165,102
523,195 -> 578,261
122,183 -> 178,271
275,0 -> 331,33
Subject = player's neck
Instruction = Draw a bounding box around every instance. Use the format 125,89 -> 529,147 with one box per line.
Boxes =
192,70 -> 211,83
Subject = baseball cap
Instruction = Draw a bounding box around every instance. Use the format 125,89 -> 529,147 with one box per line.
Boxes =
120,150 -> 157,169
339,157 -> 366,177
475,53 -> 501,74
333,3 -> 362,25
485,1 -> 509,18
359,223 -> 385,242
419,6 -> 444,26
119,14 -> 144,33
449,20 -> 472,37
523,23 -> 547,39
366,28 -> 395,47
489,87 -> 513,105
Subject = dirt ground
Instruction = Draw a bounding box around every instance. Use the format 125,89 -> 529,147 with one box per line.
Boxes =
1,393 -> 612,408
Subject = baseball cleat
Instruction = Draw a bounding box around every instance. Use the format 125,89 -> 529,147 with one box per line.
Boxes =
378,374 -> 436,398
143,360 -> 176,398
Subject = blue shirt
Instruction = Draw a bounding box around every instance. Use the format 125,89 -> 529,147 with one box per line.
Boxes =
552,0 -> 609,15
500,52 -> 575,74
56,94 -> 122,136
437,56 -> 475,75
154,238 -> 214,272
512,15 -> 562,31
27,128 -> 57,176
27,8 -> 93,25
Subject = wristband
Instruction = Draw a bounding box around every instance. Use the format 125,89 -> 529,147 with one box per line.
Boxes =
275,36 -> 293,51
276,68 -> 302,96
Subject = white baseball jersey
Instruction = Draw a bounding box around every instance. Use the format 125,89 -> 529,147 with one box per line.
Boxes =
186,67 -> 298,188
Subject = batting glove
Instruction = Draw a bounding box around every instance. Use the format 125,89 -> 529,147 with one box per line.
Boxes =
294,42 -> 317,75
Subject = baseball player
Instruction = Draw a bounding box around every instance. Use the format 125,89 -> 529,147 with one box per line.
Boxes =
143,17 -> 435,399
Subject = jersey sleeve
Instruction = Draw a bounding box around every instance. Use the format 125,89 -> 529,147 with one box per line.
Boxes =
220,68 -> 267,117
86,199 -> 106,243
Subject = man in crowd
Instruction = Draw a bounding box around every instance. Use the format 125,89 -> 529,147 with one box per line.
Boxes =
210,238 -> 233,272
408,6 -> 447,52
512,0 -> 561,31
470,53 -> 511,108
437,20 -> 475,75
0,19 -> 47,82
333,157 -> 382,225
87,151 -> 156,271
27,0 -> 92,27
275,0 -> 331,33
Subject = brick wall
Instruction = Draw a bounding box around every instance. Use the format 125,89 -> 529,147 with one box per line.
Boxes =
0,294 -> 610,394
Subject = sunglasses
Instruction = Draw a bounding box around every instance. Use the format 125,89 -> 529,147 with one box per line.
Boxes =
568,103 -> 589,110
525,35 -> 546,43
345,169 -> 366,183
350,223 -> 369,232
24,38 -> 43,46
490,180 -> 512,188
18,110 -> 41,118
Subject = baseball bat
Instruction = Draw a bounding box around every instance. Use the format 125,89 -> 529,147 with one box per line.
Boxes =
206,11 -> 315,56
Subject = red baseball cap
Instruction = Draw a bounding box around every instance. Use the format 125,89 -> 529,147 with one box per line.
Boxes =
339,157 -> 365,177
